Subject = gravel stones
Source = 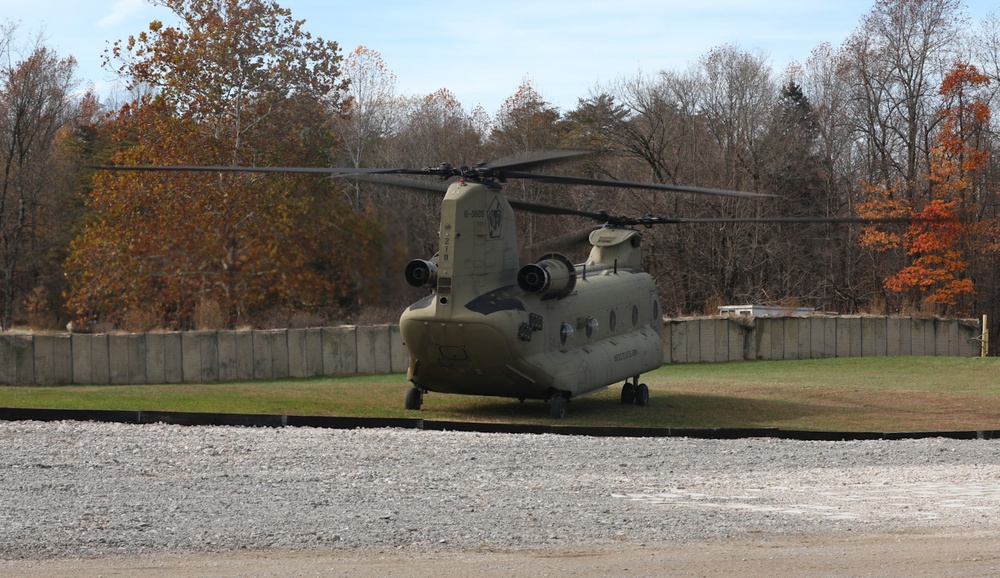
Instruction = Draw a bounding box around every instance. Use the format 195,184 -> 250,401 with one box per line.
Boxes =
2,420 -> 999,560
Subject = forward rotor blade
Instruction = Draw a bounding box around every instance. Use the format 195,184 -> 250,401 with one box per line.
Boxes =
93,150 -> 593,177
339,174 -> 449,195
341,173 -> 623,221
499,171 -> 771,199
345,173 -> 627,222
91,165 -> 432,176
93,165 -> 364,174
91,164 -> 928,226
92,155 -> 769,200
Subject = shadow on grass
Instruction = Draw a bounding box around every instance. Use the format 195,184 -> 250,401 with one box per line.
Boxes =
416,391 -> 827,429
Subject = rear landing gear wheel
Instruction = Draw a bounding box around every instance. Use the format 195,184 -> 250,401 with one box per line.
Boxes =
621,382 -> 636,405
550,396 -> 567,420
404,387 -> 423,410
634,383 -> 649,407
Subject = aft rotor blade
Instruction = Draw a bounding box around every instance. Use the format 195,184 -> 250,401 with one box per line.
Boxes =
523,226 -> 599,256
524,213 -> 933,227
640,216 -> 917,225
332,174 -> 912,227
499,171 -> 771,199
503,197 -> 614,221
483,150 -> 594,172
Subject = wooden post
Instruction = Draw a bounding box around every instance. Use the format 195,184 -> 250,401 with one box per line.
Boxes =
982,314 -> 989,358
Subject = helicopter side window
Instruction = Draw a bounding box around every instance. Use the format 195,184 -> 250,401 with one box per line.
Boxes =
609,310 -> 617,332
560,322 -> 574,345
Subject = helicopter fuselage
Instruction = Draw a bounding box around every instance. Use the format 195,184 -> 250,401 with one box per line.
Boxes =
400,180 -> 663,402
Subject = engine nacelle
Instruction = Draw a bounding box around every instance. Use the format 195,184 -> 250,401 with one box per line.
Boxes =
517,252 -> 577,300
405,258 -> 438,288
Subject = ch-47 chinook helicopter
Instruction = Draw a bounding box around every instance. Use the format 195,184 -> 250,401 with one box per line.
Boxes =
101,149 -> 903,419
375,150 -> 772,419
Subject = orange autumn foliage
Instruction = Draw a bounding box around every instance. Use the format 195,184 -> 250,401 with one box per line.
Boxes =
883,200 -> 974,304
64,0 -> 382,329
66,99 -> 382,329
859,63 -> 991,309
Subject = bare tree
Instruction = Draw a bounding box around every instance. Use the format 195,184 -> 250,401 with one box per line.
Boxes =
698,45 -> 778,191
366,89 -> 486,308
842,0 -> 966,196
0,37 -> 77,330
797,43 -> 891,309
970,8 -> 1000,130
336,46 -> 403,210
486,79 -> 570,251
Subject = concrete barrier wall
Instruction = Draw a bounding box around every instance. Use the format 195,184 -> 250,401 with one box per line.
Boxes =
0,317 -> 984,385
663,316 -> 982,364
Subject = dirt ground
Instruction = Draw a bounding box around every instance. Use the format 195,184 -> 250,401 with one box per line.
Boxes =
3,532 -> 998,577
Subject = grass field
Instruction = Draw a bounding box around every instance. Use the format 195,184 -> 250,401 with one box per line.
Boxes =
2,357 -> 999,432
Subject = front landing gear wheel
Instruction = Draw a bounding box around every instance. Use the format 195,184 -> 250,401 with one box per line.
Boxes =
634,383 -> 650,407
550,396 -> 567,420
621,382 -> 636,405
404,387 -> 423,410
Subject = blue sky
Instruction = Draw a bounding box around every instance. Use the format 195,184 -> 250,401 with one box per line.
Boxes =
2,0 -> 997,115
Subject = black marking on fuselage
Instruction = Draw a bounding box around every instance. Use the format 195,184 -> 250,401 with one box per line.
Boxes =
465,285 -> 526,315
407,294 -> 435,311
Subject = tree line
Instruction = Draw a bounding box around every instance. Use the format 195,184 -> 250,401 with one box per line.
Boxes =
2,0 -> 1000,343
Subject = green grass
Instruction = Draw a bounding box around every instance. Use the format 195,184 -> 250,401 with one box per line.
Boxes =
2,357 -> 1000,432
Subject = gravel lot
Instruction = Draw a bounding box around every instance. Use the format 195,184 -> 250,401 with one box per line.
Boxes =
2,420 -> 1000,575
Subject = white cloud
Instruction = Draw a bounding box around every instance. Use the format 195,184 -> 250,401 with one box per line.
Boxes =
98,0 -> 149,28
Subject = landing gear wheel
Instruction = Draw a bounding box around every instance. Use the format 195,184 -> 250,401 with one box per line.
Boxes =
404,387 -> 423,410
634,383 -> 650,407
550,396 -> 567,420
621,382 -> 636,405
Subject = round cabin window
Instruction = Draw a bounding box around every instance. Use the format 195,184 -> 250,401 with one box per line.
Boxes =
560,322 -> 574,344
